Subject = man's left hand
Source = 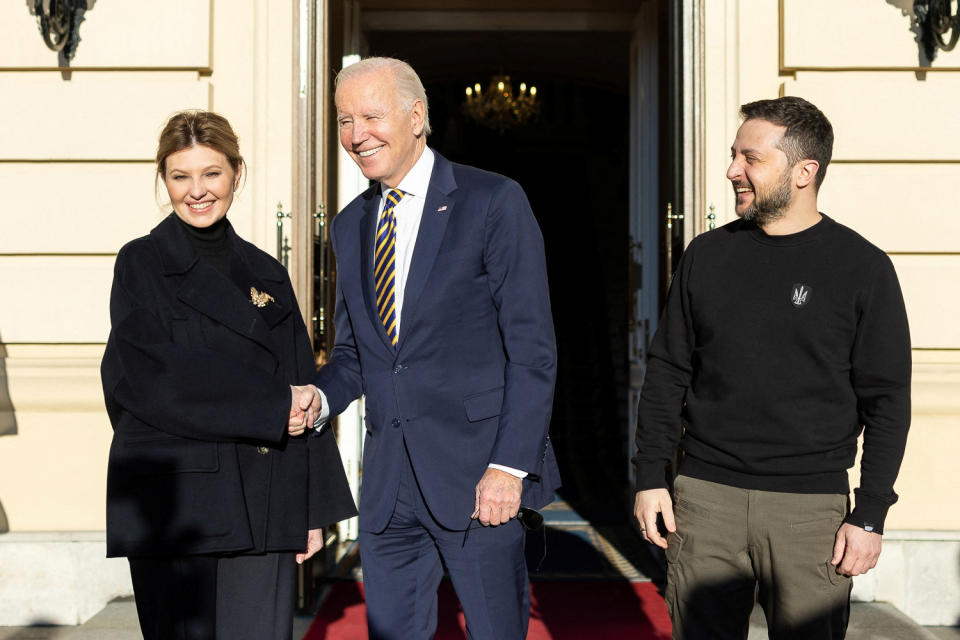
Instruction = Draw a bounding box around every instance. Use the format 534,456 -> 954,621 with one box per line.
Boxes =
831,522 -> 882,576
473,468 -> 522,527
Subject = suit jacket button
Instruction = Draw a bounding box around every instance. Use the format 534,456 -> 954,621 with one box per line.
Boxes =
391,418 -> 401,428
257,446 -> 269,455
393,364 -> 403,374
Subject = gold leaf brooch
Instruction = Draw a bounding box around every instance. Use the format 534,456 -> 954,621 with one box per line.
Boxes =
250,287 -> 275,308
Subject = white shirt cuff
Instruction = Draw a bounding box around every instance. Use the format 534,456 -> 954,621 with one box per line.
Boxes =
312,387 -> 330,430
488,463 -> 528,479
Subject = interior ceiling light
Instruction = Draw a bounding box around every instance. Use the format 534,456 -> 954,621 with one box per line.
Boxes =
463,74 -> 540,133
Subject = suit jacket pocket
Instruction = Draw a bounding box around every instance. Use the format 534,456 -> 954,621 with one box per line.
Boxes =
120,437 -> 220,474
463,386 -> 504,422
434,243 -> 483,262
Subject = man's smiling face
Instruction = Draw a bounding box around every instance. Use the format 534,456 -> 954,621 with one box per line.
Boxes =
726,118 -> 796,226
335,67 -> 426,188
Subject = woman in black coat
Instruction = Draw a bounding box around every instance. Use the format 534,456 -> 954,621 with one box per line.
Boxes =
100,110 -> 356,640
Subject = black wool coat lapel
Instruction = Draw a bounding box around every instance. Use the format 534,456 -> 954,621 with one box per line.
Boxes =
152,217 -> 290,370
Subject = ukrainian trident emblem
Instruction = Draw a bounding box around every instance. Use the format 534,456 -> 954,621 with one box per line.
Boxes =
791,283 -> 812,308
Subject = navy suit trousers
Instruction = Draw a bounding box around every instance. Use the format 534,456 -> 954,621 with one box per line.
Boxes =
360,442 -> 529,640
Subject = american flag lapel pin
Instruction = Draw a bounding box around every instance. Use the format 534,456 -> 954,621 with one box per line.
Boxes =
437,205 -> 448,213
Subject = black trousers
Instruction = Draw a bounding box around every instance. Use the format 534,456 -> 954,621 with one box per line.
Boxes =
128,552 -> 295,640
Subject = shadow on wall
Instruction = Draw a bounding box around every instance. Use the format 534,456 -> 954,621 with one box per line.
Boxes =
0,332 -> 16,437
0,330 -> 15,533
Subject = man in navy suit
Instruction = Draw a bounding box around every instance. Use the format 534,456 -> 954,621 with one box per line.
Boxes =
313,57 -> 559,639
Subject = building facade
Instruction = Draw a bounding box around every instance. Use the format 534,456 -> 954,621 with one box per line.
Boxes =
0,0 -> 957,627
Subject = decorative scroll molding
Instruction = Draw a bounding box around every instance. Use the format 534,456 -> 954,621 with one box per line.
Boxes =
915,0 -> 960,61
27,0 -> 97,66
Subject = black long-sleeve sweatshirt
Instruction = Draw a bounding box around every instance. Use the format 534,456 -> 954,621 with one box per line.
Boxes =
634,214 -> 911,533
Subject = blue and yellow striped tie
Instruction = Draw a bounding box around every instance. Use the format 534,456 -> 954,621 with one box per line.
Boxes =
374,188 -> 404,348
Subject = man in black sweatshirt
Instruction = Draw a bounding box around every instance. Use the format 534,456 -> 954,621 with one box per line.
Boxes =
633,96 -> 911,639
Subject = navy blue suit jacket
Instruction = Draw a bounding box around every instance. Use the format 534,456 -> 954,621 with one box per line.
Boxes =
315,152 -> 560,533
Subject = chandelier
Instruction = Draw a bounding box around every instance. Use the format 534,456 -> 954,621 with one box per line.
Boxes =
462,75 -> 540,133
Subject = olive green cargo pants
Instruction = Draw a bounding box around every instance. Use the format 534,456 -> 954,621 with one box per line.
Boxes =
665,475 -> 852,640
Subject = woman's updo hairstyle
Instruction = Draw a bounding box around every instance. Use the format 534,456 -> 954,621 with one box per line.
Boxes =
156,110 -> 244,179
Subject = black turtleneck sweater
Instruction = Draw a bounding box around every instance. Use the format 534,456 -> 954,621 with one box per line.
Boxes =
176,215 -> 230,275
633,214 -> 911,533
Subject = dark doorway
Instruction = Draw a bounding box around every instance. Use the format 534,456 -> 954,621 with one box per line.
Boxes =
365,30 -> 632,523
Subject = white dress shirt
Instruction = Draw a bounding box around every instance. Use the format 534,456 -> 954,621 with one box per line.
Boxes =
381,147 -> 435,336
315,148 -> 525,480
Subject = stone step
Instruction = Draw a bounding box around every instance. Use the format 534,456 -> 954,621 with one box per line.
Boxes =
1,598 -> 952,639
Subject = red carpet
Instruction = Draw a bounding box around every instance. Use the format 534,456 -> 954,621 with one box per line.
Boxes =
303,581 -> 671,639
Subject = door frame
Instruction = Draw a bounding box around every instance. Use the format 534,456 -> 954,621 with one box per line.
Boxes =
309,0 -> 707,521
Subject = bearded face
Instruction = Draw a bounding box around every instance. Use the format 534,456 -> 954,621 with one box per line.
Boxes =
727,118 -> 811,228
737,165 -> 794,227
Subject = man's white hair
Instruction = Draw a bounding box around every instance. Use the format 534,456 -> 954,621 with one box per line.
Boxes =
335,57 -> 431,136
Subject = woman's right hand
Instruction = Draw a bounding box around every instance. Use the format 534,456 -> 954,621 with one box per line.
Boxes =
288,385 -> 321,436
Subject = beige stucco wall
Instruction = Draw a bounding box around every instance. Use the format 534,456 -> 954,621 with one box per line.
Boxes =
701,0 -> 960,530
1,0 -> 957,535
2,0 -> 955,627
0,0 -> 299,531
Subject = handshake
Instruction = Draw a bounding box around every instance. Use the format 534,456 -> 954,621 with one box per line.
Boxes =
288,384 -> 323,437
